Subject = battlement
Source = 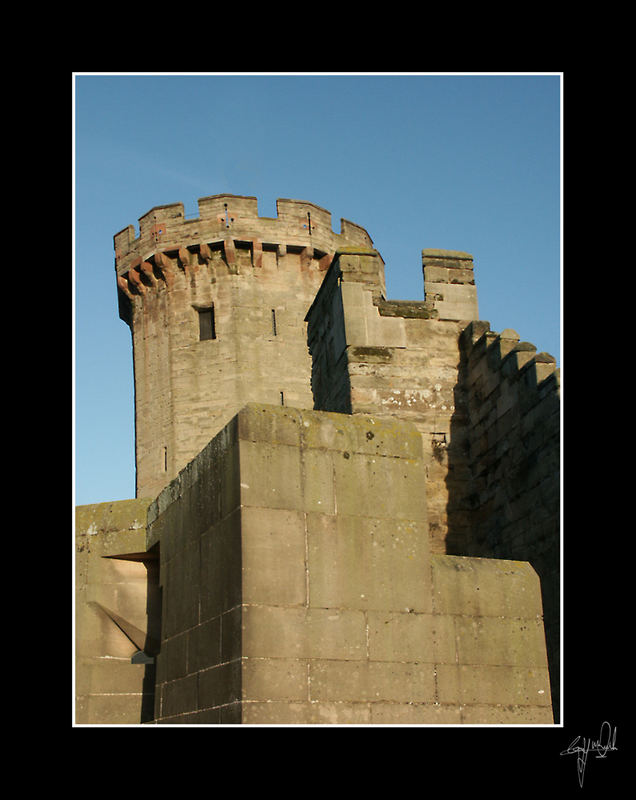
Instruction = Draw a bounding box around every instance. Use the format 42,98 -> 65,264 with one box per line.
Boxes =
80,191 -> 560,725
114,194 -> 373,278
422,249 -> 478,320
459,320 -> 559,395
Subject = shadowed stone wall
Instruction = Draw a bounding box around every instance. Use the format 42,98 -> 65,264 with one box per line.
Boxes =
75,194 -> 559,726
115,196 -> 374,500
456,320 -> 560,718
306,249 -> 560,721
144,404 -> 552,724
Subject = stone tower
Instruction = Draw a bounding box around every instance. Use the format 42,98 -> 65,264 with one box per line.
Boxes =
114,194 -> 374,500
75,192 -> 558,725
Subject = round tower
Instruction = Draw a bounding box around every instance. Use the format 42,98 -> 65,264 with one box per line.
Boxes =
114,194 -> 374,499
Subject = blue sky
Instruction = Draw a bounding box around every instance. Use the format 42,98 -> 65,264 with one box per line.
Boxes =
74,72 -> 561,507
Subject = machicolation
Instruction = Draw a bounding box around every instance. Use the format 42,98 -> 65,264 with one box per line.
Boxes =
76,193 -> 560,726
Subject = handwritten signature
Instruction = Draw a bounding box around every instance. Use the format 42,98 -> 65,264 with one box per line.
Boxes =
560,721 -> 618,787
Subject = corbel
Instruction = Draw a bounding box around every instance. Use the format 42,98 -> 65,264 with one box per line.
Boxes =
117,274 -> 135,300
127,266 -> 146,295
223,238 -> 236,267
318,253 -> 333,271
300,246 -> 314,271
252,239 -> 263,268
153,251 -> 176,288
139,260 -> 157,287
178,247 -> 190,269
199,242 -> 213,262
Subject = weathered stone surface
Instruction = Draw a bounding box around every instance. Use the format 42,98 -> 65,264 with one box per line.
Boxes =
116,197 -> 375,501
75,193 -> 559,726
137,404 -> 552,724
75,499 -> 157,725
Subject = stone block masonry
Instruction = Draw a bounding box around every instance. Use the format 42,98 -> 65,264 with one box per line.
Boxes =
421,249 -> 479,321
145,404 -> 552,724
75,499 -> 158,724
75,192 -> 559,725
457,320 -> 560,716
306,246 -> 560,721
114,195 -> 375,501
306,248 -> 472,556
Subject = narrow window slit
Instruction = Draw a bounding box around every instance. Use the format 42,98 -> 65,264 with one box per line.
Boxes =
198,306 -> 216,341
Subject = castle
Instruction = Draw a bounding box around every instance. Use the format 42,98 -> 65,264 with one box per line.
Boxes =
75,194 -> 560,725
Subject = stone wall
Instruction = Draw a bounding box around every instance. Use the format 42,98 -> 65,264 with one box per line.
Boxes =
144,404 -> 552,724
146,417 -> 243,723
114,195 -> 372,275
75,499 -> 157,724
76,194 -> 559,725
457,320 -> 560,716
115,195 -> 375,501
421,248 -> 479,321
306,249 -> 560,721
306,249 -> 472,556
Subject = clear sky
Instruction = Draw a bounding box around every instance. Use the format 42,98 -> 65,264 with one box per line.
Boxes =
74,72 -> 561,507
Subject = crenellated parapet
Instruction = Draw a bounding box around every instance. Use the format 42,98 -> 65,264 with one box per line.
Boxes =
459,320 -> 559,403
84,188 -> 561,725
457,319 -> 560,558
458,319 -> 560,714
114,194 -> 373,320
114,193 -> 376,501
